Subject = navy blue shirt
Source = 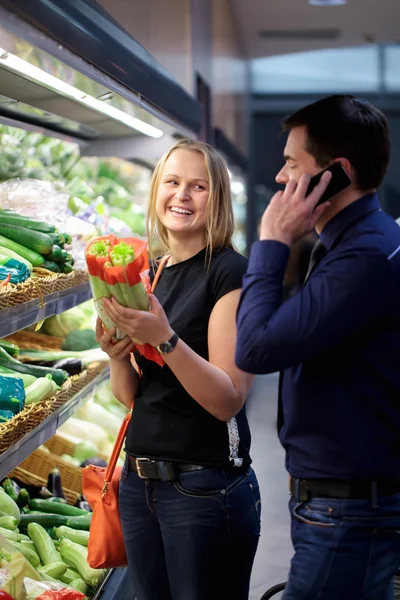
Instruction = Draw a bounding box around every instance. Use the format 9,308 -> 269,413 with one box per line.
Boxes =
236,193 -> 400,480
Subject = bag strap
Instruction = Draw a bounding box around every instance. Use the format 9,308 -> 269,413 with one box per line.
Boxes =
101,253 -> 171,495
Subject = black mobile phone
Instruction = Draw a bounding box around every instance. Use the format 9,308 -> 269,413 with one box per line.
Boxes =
306,162 -> 352,206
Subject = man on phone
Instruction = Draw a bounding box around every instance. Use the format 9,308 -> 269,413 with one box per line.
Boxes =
236,95 -> 400,599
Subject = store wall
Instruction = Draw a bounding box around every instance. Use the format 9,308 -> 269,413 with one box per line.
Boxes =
212,0 -> 248,155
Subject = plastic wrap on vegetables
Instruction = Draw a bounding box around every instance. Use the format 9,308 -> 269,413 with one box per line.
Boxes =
85,233 -> 164,366
0,255 -> 30,285
0,376 -> 25,414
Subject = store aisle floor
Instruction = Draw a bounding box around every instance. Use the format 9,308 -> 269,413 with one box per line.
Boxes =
247,374 -> 292,600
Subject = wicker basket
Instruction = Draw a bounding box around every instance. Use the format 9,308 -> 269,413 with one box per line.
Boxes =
17,446 -> 82,496
44,432 -> 109,464
0,401 -> 52,454
9,465 -> 81,506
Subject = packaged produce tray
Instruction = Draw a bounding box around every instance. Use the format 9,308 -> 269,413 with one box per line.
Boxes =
0,362 -> 107,455
0,269 -> 88,310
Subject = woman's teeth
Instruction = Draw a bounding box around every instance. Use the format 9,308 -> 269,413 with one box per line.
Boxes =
169,207 -> 193,215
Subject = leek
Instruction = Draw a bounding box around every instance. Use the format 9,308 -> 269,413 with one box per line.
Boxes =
18,347 -> 108,366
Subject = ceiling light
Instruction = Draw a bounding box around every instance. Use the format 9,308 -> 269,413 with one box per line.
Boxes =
0,49 -> 164,138
308,0 -> 347,5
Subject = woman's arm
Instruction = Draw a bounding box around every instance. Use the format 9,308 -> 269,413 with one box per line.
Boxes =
104,291 -> 253,421
109,357 -> 140,409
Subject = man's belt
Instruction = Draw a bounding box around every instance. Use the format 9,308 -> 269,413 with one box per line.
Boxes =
290,476 -> 400,501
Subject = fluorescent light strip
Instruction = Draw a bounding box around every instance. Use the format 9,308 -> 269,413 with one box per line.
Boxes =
0,49 -> 164,138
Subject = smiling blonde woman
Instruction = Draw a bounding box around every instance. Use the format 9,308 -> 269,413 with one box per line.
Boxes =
96,139 -> 260,600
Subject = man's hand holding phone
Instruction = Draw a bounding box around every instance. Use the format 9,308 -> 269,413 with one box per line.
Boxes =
260,171 -> 333,247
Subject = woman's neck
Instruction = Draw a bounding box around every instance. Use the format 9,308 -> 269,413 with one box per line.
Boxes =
167,232 -> 206,266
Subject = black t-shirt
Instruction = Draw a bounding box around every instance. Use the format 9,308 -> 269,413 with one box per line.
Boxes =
125,246 -> 252,469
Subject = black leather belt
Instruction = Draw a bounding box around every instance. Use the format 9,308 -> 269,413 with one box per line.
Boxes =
128,456 -> 206,481
290,476 -> 400,501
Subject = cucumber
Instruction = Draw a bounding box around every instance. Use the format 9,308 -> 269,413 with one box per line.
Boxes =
43,245 -> 63,262
65,514 -> 92,531
55,526 -> 89,546
0,245 -> 33,272
0,212 -> 56,233
0,224 -> 53,255
28,499 -> 88,517
38,561 -> 68,579
41,260 -> 60,273
0,235 -> 44,267
18,513 -> 67,531
49,233 -> 65,246
11,540 -> 40,567
0,516 -> 18,530
27,522 -> 60,565
0,346 -> 68,386
60,567 -> 81,585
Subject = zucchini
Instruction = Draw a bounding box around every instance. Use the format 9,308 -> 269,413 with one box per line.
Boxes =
62,233 -> 72,245
65,514 -> 92,531
0,366 -> 36,387
11,540 -> 40,567
0,516 -> 18,530
0,347 -> 68,386
70,578 -> 88,595
28,499 -> 88,517
49,233 -> 65,246
2,478 -> 19,503
38,561 -> 68,579
18,513 -> 67,530
0,340 -> 19,358
43,245 -> 63,262
48,497 -> 67,505
16,489 -> 30,508
0,488 -> 20,521
0,212 -> 56,233
0,526 -> 23,541
41,260 -> 60,273
0,245 -> 33,272
62,262 -> 73,274
0,235 -> 44,267
25,375 -> 55,405
59,538 -> 106,588
0,224 -> 53,255
55,526 -> 89,546
27,522 -> 60,565
59,567 -> 81,585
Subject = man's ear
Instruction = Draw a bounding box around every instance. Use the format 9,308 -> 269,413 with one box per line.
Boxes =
332,158 -> 352,177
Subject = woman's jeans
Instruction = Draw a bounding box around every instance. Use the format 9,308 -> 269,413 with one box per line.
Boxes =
283,491 -> 400,600
119,463 -> 261,600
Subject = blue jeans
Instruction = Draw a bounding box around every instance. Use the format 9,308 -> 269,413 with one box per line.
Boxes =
283,491 -> 400,599
119,464 -> 261,600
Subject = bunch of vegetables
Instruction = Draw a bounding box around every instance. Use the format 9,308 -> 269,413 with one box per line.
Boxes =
0,211 -> 73,276
85,234 -> 163,366
0,471 -> 105,597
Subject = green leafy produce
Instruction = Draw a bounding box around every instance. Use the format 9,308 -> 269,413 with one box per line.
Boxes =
61,329 -> 99,352
41,305 -> 89,337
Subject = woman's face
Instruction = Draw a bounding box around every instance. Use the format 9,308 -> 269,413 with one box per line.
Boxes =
156,149 -> 210,238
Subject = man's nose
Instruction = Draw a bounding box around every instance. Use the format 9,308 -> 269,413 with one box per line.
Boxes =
276,166 -> 288,185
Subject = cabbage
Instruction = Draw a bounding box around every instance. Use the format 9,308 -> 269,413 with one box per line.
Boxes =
73,440 -> 100,462
41,306 -> 88,337
77,400 -> 122,440
58,418 -> 109,451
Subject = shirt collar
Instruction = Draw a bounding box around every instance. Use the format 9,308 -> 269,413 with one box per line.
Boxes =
319,192 -> 381,250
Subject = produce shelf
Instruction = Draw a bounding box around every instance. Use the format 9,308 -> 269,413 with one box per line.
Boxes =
0,281 -> 91,338
0,365 -> 110,480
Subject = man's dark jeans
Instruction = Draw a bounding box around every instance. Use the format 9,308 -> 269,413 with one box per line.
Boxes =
283,491 -> 400,599
119,464 -> 261,600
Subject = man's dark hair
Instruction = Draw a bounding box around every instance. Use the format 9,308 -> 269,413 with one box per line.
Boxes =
282,95 -> 391,191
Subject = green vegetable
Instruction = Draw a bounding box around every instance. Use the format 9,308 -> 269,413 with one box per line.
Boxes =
65,514 -> 92,531
59,567 -> 81,585
0,489 -> 20,522
0,245 -> 33,272
109,241 -> 150,310
38,561 -> 68,579
43,245 -> 63,262
0,366 -> 37,387
2,479 -> 19,503
0,235 -> 44,267
10,540 -> 40,567
55,526 -> 89,546
25,374 -> 56,405
41,260 -> 60,273
16,489 -> 30,508
18,513 -> 67,530
72,441 -> 99,463
0,526 -> 24,541
62,262 -> 73,274
41,306 -> 88,338
0,346 -> 68,386
0,224 -> 53,255
48,233 -> 65,246
70,578 -> 88,594
59,538 -> 106,588
19,347 -> 106,368
0,341 -> 19,358
60,454 -> 80,467
0,212 -> 55,233
28,499 -> 88,517
27,522 -> 60,565
0,516 -> 18,530
61,330 -> 99,352
62,233 -> 72,245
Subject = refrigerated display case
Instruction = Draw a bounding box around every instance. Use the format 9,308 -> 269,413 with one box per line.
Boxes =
0,1 -> 202,597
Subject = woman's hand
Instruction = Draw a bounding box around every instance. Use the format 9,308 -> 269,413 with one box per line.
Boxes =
95,317 -> 135,361
103,295 -> 173,347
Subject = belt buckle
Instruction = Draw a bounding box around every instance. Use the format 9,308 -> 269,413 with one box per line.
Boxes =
135,457 -> 151,479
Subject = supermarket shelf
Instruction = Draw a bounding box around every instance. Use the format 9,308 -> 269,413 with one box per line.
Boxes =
0,282 -> 91,338
0,365 -> 110,480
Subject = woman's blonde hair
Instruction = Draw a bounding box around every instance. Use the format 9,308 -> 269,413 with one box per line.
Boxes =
147,139 -> 234,261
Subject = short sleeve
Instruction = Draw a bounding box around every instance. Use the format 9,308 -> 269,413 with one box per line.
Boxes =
211,249 -> 248,307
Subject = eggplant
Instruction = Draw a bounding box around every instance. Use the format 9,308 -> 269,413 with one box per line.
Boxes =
47,467 -> 66,500
52,358 -> 84,375
39,486 -> 54,499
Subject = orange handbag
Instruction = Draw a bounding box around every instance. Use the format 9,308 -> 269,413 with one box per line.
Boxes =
82,254 -> 170,569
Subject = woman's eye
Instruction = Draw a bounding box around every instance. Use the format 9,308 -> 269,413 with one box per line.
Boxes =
193,184 -> 205,190
167,180 -> 178,185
